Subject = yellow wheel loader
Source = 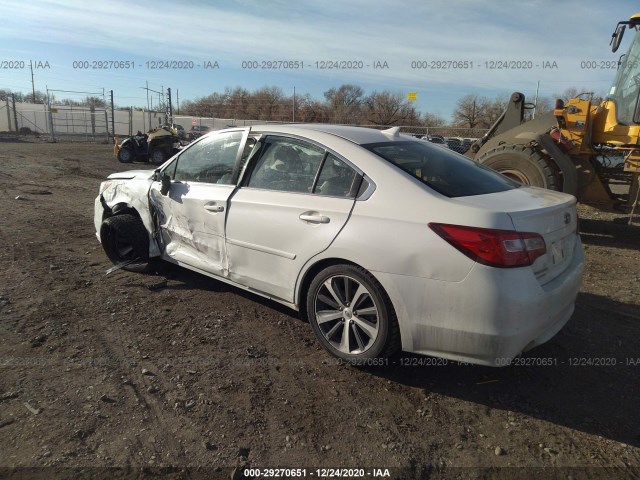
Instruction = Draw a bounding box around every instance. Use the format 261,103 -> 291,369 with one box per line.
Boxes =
467,13 -> 640,210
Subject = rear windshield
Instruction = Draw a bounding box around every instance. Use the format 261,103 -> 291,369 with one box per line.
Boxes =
363,140 -> 518,197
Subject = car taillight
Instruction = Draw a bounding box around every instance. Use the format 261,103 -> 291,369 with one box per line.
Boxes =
429,223 -> 546,268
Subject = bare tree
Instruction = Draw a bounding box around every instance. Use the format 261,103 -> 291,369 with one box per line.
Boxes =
557,87 -> 582,101
182,92 -> 226,117
85,96 -> 106,108
453,94 -> 489,128
296,94 -> 328,123
555,87 -> 607,104
324,84 -> 364,123
364,91 -> 418,126
224,87 -> 250,118
422,112 -> 446,127
249,86 -> 285,120
0,90 -> 47,104
480,96 -> 509,128
524,96 -> 553,121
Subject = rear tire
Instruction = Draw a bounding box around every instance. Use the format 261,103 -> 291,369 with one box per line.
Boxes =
100,214 -> 150,271
306,264 -> 400,362
478,145 -> 560,191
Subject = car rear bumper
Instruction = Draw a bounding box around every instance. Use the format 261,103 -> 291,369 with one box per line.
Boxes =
374,237 -> 584,366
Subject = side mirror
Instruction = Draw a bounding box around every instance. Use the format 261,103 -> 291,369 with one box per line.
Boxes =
160,172 -> 171,195
612,24 -> 626,53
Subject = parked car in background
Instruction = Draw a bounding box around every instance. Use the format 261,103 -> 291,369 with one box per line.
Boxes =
425,135 -> 449,148
188,125 -> 210,140
446,137 -> 467,154
95,124 -> 584,366
172,124 -> 186,140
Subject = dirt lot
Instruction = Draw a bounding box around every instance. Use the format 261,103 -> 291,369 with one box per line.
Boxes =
0,139 -> 639,479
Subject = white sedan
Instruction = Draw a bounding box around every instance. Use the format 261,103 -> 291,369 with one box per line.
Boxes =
94,124 -> 584,366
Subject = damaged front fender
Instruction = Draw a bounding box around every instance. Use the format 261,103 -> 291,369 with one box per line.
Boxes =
94,176 -> 161,258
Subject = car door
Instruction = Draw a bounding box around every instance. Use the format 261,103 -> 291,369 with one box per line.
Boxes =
149,128 -> 250,276
225,135 -> 362,302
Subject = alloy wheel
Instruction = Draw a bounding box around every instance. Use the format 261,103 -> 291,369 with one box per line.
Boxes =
313,275 -> 380,355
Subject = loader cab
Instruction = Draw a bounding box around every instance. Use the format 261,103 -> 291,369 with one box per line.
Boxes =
608,15 -> 640,125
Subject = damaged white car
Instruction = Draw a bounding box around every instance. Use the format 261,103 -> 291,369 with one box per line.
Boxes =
95,125 -> 584,366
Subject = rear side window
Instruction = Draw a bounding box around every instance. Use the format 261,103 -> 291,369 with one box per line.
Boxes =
315,154 -> 358,197
363,140 -> 518,197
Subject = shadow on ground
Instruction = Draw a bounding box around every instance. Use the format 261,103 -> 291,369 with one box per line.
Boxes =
579,217 -> 640,250
368,291 -> 640,447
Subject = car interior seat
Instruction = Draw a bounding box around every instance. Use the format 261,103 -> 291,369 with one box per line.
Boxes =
318,161 -> 353,196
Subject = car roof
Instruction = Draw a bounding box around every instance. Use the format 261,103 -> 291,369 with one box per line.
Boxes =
248,123 -> 416,146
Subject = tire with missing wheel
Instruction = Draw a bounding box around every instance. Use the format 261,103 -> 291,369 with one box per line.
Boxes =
306,264 -> 400,362
100,214 -> 149,268
478,145 -> 560,191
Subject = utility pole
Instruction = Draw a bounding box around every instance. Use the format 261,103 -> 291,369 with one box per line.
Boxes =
46,86 -> 56,142
293,86 -> 296,123
533,81 -> 540,120
176,89 -> 180,115
30,61 -> 36,101
110,90 -> 115,141
167,87 -> 172,123
141,82 -> 164,129
146,80 -> 150,130
160,85 -> 164,122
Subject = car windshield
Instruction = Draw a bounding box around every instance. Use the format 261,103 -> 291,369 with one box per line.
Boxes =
363,140 -> 518,197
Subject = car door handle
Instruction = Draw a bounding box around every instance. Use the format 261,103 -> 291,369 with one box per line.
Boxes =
299,213 -> 330,224
204,204 -> 225,212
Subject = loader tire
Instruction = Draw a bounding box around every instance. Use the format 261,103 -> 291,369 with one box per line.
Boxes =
478,145 -> 561,191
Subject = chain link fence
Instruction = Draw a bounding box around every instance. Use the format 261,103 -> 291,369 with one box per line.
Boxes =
1,100 -> 110,141
2,99 -> 487,142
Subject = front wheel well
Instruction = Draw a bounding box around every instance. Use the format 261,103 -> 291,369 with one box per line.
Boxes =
103,202 -> 142,222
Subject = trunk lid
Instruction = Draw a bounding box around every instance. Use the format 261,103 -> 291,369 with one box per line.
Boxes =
455,186 -> 579,284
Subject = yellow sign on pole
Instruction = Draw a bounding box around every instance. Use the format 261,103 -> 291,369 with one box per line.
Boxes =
407,92 -> 417,101
50,107 -> 58,113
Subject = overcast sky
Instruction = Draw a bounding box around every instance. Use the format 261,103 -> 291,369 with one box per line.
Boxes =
1,0 -> 639,120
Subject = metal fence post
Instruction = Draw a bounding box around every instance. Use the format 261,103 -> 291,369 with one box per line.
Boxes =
90,105 -> 96,136
5,99 -> 11,131
104,110 -> 109,142
110,90 -> 115,140
11,95 -> 19,134
48,99 -> 56,142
